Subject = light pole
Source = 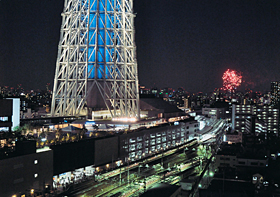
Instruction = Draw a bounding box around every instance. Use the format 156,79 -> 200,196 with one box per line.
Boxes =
138,163 -> 142,176
127,157 -> 130,185
177,165 -> 181,177
160,148 -> 163,168
119,167 -> 122,185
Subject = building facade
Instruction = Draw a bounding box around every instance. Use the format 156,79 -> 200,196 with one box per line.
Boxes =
216,154 -> 268,168
0,99 -> 13,132
202,107 -> 225,119
119,120 -> 199,162
0,147 -> 53,197
232,104 -> 279,136
233,104 -> 254,133
256,105 -> 279,137
271,81 -> 280,107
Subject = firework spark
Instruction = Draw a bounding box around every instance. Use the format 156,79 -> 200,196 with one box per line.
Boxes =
222,69 -> 242,91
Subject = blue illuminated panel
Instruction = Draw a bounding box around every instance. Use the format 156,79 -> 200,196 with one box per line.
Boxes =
88,0 -> 115,79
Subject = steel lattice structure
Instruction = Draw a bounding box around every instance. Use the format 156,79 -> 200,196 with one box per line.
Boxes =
51,0 -> 140,119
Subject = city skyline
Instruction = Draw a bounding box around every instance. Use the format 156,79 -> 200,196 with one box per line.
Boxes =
1,0 -> 280,93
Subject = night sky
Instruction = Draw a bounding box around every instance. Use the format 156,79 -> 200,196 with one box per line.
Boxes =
1,0 -> 280,93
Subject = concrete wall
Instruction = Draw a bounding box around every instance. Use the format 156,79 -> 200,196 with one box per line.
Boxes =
51,139 -> 95,175
94,136 -> 118,166
0,99 -> 12,116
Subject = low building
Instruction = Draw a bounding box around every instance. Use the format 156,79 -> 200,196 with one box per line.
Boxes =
0,99 -> 13,132
202,107 -> 225,119
6,98 -> 20,130
224,132 -> 243,144
216,143 -> 268,169
140,98 -> 186,119
0,140 -> 53,197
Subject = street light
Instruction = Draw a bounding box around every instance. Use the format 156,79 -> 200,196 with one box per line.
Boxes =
127,157 -> 130,184
138,164 -> 142,175
161,147 -> 164,167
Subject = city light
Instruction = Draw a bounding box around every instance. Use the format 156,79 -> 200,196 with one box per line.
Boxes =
112,117 -> 137,122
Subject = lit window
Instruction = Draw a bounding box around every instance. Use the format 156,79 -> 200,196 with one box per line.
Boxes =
34,174 -> 38,178
34,160 -> 38,164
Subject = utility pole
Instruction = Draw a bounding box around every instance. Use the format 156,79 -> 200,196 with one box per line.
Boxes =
127,157 -> 130,184
119,167 -> 122,185
138,163 -> 142,176
161,148 -> 164,167
112,155 -> 114,170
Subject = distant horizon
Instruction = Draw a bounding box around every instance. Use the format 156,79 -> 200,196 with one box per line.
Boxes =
0,82 -> 272,95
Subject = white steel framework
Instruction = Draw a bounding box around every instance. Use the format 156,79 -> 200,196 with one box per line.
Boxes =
51,0 -> 140,119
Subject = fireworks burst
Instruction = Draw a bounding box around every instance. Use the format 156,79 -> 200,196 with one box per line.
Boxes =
222,69 -> 242,91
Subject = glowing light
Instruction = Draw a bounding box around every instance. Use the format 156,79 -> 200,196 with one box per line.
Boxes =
222,69 -> 242,92
85,121 -> 95,125
112,117 -> 137,122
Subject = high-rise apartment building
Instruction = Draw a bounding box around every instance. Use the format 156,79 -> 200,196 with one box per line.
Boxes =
232,103 -> 279,136
256,105 -> 279,137
271,81 -> 280,107
234,104 -> 254,133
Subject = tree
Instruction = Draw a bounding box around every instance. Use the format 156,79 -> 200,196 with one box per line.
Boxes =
22,124 -> 32,135
71,135 -> 77,142
61,136 -> 66,142
78,128 -> 87,140
66,133 -> 70,142
55,129 -> 62,140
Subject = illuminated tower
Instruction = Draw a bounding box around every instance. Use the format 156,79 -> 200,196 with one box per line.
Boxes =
51,0 -> 140,120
